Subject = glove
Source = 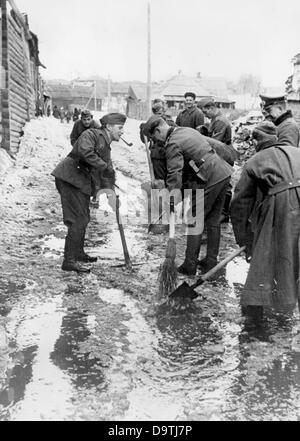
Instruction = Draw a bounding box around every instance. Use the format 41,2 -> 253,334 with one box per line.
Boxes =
152,179 -> 165,190
107,192 -> 120,212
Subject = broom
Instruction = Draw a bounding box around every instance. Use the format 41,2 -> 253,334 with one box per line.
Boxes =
158,197 -> 177,298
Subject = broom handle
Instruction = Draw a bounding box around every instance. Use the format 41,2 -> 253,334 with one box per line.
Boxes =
169,199 -> 175,239
191,246 -> 246,289
144,139 -> 155,183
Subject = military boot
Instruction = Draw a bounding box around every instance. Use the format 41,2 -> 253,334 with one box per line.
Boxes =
177,234 -> 202,276
77,234 -> 98,263
62,236 -> 91,273
197,226 -> 220,272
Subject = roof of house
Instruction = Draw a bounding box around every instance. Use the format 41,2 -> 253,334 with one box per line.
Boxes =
162,74 -> 210,98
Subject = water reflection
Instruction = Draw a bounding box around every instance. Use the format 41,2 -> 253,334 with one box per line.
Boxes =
0,346 -> 37,407
50,307 -> 105,389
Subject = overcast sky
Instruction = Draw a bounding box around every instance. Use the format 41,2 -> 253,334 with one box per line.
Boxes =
17,0 -> 300,87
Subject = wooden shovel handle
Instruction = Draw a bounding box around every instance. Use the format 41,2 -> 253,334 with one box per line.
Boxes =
116,195 -> 132,270
192,246 -> 246,289
144,139 -> 155,183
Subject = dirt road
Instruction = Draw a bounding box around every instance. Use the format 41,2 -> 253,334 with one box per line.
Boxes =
1,117 -> 300,421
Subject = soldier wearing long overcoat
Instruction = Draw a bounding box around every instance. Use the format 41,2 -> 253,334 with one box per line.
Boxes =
230,122 -> 300,313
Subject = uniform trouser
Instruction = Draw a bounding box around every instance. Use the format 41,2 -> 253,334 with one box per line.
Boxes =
55,178 -> 90,261
151,158 -> 167,181
222,181 -> 232,217
184,177 -> 230,266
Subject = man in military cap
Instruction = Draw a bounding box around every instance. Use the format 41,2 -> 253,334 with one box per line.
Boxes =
259,94 -> 300,147
52,112 -> 127,273
143,115 -> 233,275
175,92 -> 204,129
70,109 -> 101,147
198,97 -> 234,223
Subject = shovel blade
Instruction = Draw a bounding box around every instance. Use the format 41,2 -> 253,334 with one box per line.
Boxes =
168,281 -> 199,300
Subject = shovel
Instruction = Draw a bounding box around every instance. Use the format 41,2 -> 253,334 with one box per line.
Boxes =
169,246 -> 246,300
115,194 -> 132,270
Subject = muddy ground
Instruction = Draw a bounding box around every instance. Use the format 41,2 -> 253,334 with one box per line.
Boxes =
1,117 -> 300,421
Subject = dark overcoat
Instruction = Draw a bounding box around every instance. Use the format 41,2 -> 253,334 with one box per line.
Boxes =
175,106 -> 204,129
230,142 -> 300,307
208,111 -> 232,145
164,127 -> 233,191
275,110 -> 300,147
70,119 -> 101,146
52,128 -> 114,196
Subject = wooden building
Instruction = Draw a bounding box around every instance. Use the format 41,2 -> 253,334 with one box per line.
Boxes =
0,0 -> 46,154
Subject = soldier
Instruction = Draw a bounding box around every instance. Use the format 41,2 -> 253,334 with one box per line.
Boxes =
175,92 -> 204,129
230,122 -> 300,323
259,94 -> 300,147
198,97 -> 234,223
51,112 -> 127,273
143,116 -> 233,275
70,109 -> 101,146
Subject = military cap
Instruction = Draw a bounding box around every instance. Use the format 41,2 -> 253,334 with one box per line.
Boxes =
259,94 -> 287,110
100,112 -> 127,126
81,109 -> 92,117
197,97 -> 215,108
152,102 -> 164,114
184,91 -> 196,100
142,115 -> 165,137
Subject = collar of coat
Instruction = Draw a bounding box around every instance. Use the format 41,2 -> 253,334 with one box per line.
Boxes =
255,139 -> 278,152
274,109 -> 293,126
184,106 -> 197,114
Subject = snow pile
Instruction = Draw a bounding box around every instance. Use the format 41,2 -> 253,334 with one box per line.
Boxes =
0,148 -> 14,175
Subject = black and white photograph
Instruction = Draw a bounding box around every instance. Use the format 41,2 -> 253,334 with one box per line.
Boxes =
1,0 -> 300,424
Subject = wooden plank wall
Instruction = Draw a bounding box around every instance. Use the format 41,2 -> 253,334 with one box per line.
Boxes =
0,0 -> 38,154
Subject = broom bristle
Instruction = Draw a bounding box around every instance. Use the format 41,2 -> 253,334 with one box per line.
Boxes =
158,256 -> 178,299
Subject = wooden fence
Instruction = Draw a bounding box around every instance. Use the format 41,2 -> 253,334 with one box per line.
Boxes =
0,0 -> 44,154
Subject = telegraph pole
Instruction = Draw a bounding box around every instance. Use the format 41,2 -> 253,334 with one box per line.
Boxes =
146,1 -> 152,118
107,75 -> 111,112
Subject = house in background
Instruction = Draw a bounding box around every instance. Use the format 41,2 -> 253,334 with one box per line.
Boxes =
286,53 -> 300,125
161,72 -> 235,112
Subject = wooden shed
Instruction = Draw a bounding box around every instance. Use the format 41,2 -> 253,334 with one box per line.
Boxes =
0,0 -> 46,155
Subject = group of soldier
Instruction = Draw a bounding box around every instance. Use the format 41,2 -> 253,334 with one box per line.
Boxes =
52,90 -> 300,325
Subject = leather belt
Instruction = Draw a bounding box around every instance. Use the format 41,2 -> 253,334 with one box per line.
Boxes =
198,149 -> 215,165
268,178 -> 300,196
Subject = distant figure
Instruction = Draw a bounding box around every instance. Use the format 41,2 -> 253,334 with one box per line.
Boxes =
70,109 -> 101,146
175,92 -> 204,129
66,109 -> 72,124
47,105 -> 51,117
59,107 -> 65,123
73,107 -> 80,122
53,105 -> 60,119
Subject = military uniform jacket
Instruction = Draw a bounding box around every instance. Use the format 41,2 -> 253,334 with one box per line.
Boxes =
70,119 -> 101,146
175,106 -> 204,129
275,110 -> 300,147
51,128 -> 114,196
208,111 -> 232,145
164,127 -> 233,191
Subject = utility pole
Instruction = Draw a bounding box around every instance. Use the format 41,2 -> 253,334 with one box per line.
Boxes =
146,1 -> 152,118
107,75 -> 111,112
94,80 -> 97,112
